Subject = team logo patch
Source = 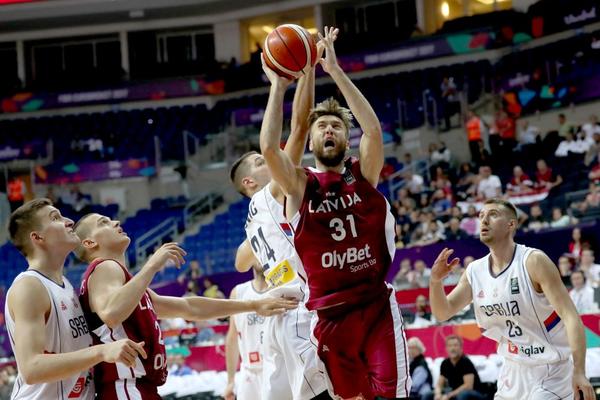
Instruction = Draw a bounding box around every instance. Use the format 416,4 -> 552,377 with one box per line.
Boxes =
61,301 -> 68,311
343,169 -> 356,185
507,341 -> 518,354
510,277 -> 519,294
477,290 -> 485,298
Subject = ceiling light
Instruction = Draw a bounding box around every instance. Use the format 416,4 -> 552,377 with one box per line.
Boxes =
475,0 -> 510,5
262,25 -> 274,34
441,1 -> 450,18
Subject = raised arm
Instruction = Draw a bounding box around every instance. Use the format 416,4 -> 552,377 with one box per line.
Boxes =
526,251 -> 594,400
259,56 -> 307,198
429,248 -> 473,321
87,243 -> 186,328
7,277 -> 146,384
318,26 -> 383,186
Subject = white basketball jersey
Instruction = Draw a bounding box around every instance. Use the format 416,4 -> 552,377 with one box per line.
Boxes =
245,183 -> 307,299
466,244 -> 571,365
233,280 -> 268,372
5,270 -> 94,400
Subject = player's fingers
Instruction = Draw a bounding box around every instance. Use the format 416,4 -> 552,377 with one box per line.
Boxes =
585,385 -> 595,400
573,385 -> 580,400
449,257 -> 460,268
132,341 -> 148,359
434,248 -> 449,263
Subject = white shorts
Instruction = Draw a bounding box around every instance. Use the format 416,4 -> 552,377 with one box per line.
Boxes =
495,358 -> 574,400
236,368 -> 262,400
261,301 -> 328,400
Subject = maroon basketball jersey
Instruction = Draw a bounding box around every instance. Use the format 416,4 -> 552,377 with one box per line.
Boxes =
79,259 -> 167,387
290,158 -> 396,310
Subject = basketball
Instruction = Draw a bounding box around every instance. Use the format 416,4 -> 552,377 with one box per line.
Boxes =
263,24 -> 317,79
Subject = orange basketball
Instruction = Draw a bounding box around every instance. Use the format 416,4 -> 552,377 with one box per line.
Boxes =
263,24 -> 317,80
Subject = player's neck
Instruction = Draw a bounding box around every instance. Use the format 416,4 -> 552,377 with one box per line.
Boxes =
27,251 -> 67,284
92,250 -> 127,267
488,240 -> 516,273
314,159 -> 344,174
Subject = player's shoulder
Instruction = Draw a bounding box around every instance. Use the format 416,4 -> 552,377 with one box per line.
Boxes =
87,259 -> 127,283
7,275 -> 50,315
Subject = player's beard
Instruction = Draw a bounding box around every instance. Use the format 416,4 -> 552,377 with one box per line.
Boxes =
314,144 -> 346,167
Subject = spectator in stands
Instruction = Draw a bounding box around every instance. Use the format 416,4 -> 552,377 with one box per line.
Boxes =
569,270 -> 597,314
474,141 -> 492,169
584,132 -> 600,166
202,278 -> 225,299
44,186 -> 59,205
465,110 -> 484,165
517,120 -> 539,148
589,162 -> 600,184
0,184 -> 9,243
60,185 -> 91,213
578,249 -> 600,288
572,182 -> 600,214
431,189 -> 453,217
409,260 -> 431,288
554,132 -> 586,158
495,110 -> 517,157
183,280 -> 200,298
459,205 -> 480,236
424,335 -> 485,400
7,176 -> 25,212
441,76 -> 460,131
393,258 -> 412,290
568,227 -> 589,261
525,203 -> 549,232
408,337 -> 433,399
177,259 -> 203,285
404,169 -> 425,195
558,113 -> 574,138
558,256 -> 574,286
445,217 -> 469,241
169,354 -> 194,377
506,165 -> 534,196
411,295 -> 433,327
476,166 -> 502,200
430,141 -> 452,170
549,207 -> 576,229
0,367 -> 13,399
534,159 -> 563,193
455,163 -> 476,200
581,115 -> 600,141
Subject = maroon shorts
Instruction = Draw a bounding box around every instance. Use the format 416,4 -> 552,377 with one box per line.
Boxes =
96,379 -> 161,399
313,287 -> 411,399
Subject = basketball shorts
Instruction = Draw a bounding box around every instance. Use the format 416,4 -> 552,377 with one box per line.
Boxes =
96,378 -> 161,399
261,300 -> 328,400
495,358 -> 574,400
312,284 -> 411,399
237,368 -> 262,400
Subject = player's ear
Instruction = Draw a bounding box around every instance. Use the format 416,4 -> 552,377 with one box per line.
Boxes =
242,177 -> 255,190
82,238 -> 97,250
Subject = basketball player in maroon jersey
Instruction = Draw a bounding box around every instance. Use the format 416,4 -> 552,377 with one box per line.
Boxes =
260,26 -> 411,400
73,214 -> 298,399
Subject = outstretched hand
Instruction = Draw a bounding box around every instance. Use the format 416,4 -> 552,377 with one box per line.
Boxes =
253,297 -> 299,316
261,53 -> 297,87
430,248 -> 460,283
317,26 -> 340,74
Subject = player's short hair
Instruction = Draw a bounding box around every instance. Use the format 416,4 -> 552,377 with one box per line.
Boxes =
308,98 -> 354,136
445,334 -> 463,346
229,151 -> 259,197
9,198 -> 53,258
73,213 -> 96,262
407,337 -> 426,354
484,198 -> 518,221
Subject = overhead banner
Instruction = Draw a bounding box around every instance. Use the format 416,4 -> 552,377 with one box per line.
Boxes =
34,158 -> 156,184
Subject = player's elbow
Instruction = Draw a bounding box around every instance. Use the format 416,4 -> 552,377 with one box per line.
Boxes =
234,259 -> 252,273
20,363 -> 44,385
100,310 -> 123,329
